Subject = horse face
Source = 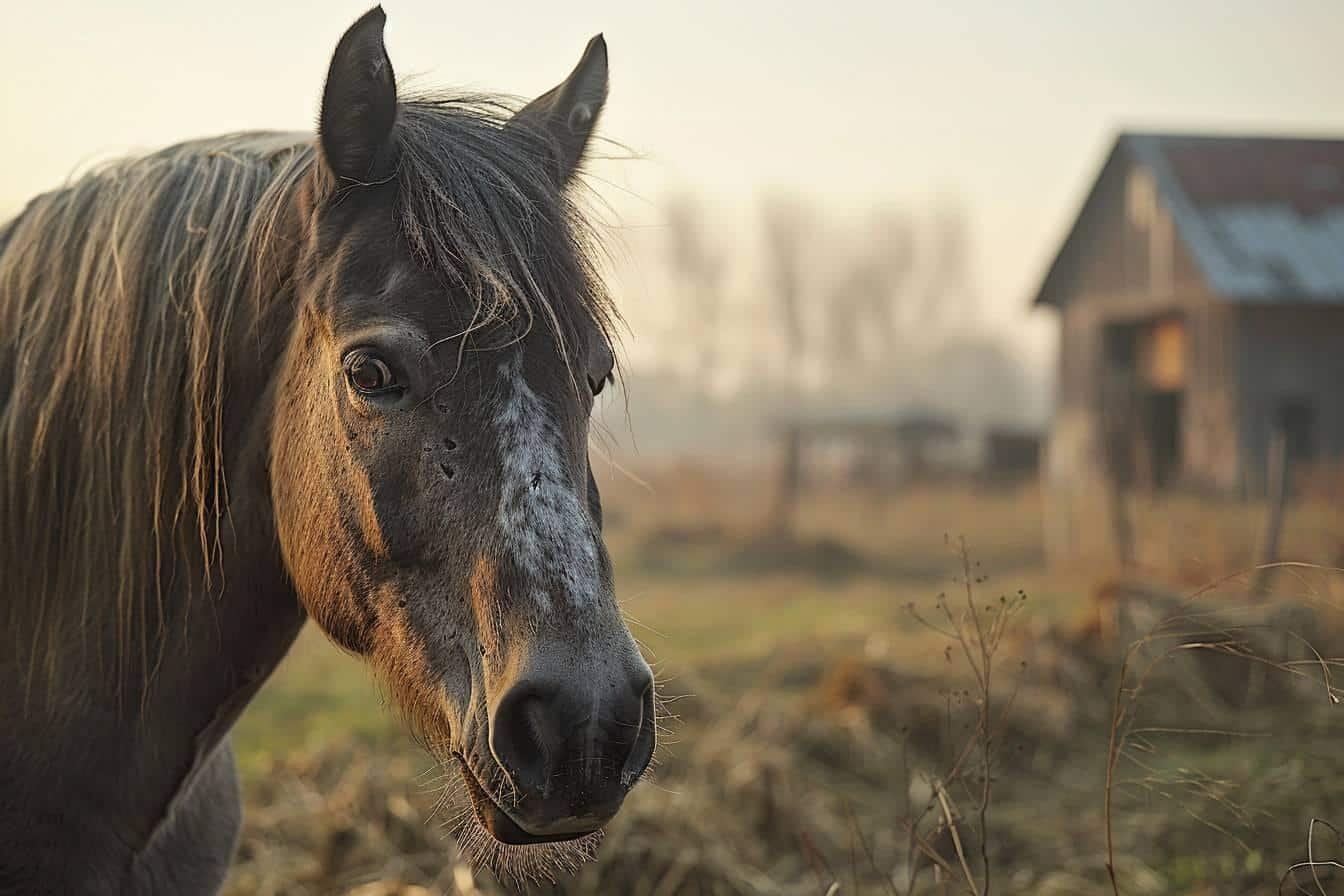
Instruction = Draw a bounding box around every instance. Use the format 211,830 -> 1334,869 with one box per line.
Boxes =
270,8 -> 653,859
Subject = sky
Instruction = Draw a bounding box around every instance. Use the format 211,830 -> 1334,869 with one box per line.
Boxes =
4,0 -> 1344,370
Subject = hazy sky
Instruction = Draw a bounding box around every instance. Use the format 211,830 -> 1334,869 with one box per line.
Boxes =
4,0 -> 1343,365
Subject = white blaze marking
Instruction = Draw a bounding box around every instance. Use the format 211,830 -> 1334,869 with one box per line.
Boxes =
495,360 -> 600,610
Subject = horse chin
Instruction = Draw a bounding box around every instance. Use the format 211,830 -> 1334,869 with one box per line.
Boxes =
447,758 -> 606,884
456,759 -> 598,845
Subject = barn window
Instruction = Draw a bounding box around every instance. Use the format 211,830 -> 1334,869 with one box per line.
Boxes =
1137,317 -> 1186,390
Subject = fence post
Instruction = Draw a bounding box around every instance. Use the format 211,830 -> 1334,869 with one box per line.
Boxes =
1251,428 -> 1289,598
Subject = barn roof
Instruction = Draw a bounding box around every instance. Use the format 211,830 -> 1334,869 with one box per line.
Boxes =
1033,132 -> 1344,306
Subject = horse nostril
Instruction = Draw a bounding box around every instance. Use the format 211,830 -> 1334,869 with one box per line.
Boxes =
490,684 -> 560,796
619,669 -> 657,788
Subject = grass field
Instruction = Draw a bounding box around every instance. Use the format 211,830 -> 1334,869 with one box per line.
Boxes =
227,467 -> 1344,895
233,475 -> 1062,769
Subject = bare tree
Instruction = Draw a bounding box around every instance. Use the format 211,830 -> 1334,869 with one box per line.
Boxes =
915,200 -> 977,331
758,193 -> 817,532
635,189 -> 1040,460
662,193 -> 727,393
824,206 -> 917,389
759,193 -> 811,366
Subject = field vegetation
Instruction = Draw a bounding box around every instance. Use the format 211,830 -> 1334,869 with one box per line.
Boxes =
226,465 -> 1344,895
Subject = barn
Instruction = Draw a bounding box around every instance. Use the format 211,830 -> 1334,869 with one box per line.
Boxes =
1031,132 -> 1344,554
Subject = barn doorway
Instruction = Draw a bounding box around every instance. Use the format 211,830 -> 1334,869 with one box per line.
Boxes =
1277,399 -> 1316,464
1145,389 -> 1183,488
1101,314 -> 1187,491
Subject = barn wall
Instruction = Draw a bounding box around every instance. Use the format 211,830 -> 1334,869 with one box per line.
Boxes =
1180,301 -> 1241,490
1234,305 -> 1344,491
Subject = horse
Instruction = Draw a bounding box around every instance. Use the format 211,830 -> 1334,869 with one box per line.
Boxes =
0,7 -> 655,892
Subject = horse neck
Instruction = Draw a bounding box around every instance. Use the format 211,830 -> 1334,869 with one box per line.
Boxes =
85,302 -> 307,721
137,181 -> 313,700
87,219 -> 315,849
1,319 -> 309,852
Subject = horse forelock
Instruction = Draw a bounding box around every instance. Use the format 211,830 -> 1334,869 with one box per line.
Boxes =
384,92 -> 621,376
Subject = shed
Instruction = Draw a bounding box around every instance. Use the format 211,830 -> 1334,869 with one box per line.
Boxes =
1031,132 -> 1344,554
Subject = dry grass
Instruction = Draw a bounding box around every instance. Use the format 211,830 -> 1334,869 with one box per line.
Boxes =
226,466 -> 1344,895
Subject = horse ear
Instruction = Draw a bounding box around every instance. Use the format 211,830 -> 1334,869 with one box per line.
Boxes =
320,6 -> 398,183
508,35 -> 608,182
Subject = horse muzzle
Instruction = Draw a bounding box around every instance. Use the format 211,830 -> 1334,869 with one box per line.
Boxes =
466,653 -> 656,844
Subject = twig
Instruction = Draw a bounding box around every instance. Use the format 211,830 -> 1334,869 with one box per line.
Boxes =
933,780 -> 979,896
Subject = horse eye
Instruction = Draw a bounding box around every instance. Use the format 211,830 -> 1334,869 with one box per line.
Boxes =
345,352 -> 396,395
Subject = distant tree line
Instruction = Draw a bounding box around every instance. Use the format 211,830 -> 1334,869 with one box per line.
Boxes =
601,190 -> 1045,459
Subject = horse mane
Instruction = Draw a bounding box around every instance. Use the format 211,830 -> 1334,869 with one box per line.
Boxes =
0,93 -> 617,690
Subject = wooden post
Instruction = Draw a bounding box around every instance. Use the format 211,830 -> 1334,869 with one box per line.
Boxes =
1251,428 -> 1289,598
1104,455 -> 1136,570
770,425 -> 802,535
1101,385 -> 1136,569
